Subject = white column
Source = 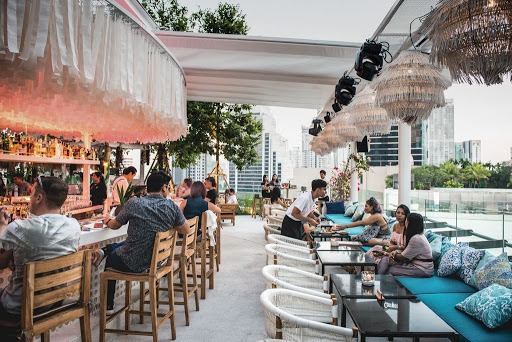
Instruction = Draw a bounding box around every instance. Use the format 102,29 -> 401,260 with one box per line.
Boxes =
82,134 -> 91,199
350,142 -> 358,202
398,122 -> 411,207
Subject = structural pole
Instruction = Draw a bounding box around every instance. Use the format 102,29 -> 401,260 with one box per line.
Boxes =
82,134 -> 91,199
398,122 -> 411,207
350,142 -> 358,202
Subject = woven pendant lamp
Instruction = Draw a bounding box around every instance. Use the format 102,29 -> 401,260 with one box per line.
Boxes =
331,113 -> 361,143
422,0 -> 512,85
348,86 -> 392,136
373,50 -> 451,124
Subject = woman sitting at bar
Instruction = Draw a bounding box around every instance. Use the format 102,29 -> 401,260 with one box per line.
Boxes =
375,213 -> 434,278
366,204 -> 409,264
270,187 -> 286,209
261,175 -> 271,199
180,181 -> 221,234
90,171 -> 107,206
333,197 -> 391,246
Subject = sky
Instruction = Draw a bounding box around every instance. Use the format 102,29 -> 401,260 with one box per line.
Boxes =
182,0 -> 512,163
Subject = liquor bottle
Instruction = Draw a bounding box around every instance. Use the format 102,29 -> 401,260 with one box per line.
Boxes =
80,147 -> 85,160
68,144 -> 73,159
2,133 -> 8,153
50,139 -> 56,157
12,134 -> 19,154
55,140 -> 61,158
19,136 -> 27,155
8,136 -> 14,155
28,136 -> 35,156
40,139 -> 47,157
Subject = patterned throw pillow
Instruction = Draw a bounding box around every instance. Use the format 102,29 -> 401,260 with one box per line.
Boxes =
344,203 -> 357,217
456,284 -> 512,329
475,253 -> 512,290
430,235 -> 443,262
438,243 -> 468,277
351,204 -> 366,222
469,251 -> 495,289
439,238 -> 455,262
457,245 -> 485,285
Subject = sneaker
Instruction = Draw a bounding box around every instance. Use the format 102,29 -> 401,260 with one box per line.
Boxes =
92,249 -> 105,267
106,304 -> 115,316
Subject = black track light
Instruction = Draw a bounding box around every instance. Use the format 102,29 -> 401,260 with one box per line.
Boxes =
324,112 -> 332,123
355,40 -> 384,81
335,75 -> 357,106
308,119 -> 323,136
332,100 -> 342,113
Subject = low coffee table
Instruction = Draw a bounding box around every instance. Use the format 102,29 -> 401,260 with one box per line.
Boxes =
343,298 -> 459,341
313,241 -> 362,252
310,229 -> 350,241
331,274 -> 415,326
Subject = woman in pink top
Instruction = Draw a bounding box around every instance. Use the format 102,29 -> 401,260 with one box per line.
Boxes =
367,204 -> 409,263
376,212 -> 434,278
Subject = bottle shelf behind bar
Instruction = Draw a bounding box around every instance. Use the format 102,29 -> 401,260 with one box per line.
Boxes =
0,154 -> 100,165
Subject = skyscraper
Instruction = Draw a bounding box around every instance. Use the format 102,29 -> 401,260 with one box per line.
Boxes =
461,140 -> 482,163
424,99 -> 455,166
301,126 -> 333,168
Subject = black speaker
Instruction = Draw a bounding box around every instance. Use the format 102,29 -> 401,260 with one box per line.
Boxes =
356,136 -> 370,153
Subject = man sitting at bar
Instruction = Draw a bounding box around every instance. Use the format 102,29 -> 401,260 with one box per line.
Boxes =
0,176 -> 81,324
93,171 -> 191,314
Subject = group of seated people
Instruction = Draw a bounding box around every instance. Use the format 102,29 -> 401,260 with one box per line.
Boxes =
176,176 -> 238,204
280,179 -> 434,279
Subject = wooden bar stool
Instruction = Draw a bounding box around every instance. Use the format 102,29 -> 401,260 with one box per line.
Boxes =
99,229 -> 179,342
215,213 -> 221,270
195,212 -> 217,299
4,250 -> 93,342
172,217 -> 200,326
252,195 -> 263,218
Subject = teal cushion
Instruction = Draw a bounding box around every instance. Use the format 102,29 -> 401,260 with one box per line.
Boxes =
397,275 -> 476,294
324,214 -> 352,225
457,246 -> 485,285
475,253 -> 512,290
438,243 -> 467,277
440,238 -> 455,261
418,292 -> 512,342
344,204 -> 357,217
345,226 -> 364,237
351,204 -> 365,222
430,235 -> 442,262
469,251 -> 495,289
359,246 -> 371,252
456,284 -> 512,329
325,201 -> 345,214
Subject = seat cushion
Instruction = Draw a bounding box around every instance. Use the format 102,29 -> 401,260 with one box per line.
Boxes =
359,246 -> 371,252
417,292 -> 512,342
324,214 -> 352,225
397,274 -> 476,294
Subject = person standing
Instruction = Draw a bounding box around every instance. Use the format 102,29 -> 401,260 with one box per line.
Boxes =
0,176 -> 80,323
318,170 -> 330,202
90,171 -> 107,206
111,166 -> 137,205
281,179 -> 327,240
204,176 -> 217,203
12,174 -> 30,196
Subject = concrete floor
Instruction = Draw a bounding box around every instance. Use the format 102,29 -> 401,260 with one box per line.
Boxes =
50,215 -> 452,342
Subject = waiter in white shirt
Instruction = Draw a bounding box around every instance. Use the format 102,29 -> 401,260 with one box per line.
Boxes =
281,179 -> 327,240
111,166 -> 137,205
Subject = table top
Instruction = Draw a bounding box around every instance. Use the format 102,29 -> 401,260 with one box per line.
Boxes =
310,229 -> 349,238
331,274 -> 415,299
344,298 -> 457,337
313,241 -> 362,252
316,250 -> 376,267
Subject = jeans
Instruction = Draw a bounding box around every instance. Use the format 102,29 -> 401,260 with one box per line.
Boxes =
104,241 -> 133,307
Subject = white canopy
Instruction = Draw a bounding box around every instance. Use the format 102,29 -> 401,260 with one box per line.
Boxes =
156,31 -> 360,109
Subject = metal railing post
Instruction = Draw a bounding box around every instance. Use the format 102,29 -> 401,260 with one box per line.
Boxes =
455,204 -> 458,243
503,212 -> 506,253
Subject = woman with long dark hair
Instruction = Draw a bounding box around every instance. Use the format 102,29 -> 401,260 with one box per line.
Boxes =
261,175 -> 271,198
334,197 -> 391,245
90,171 -> 107,206
377,213 -> 434,277
180,181 -> 221,234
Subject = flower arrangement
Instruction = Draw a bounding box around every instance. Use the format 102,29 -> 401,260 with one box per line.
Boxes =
329,153 -> 370,202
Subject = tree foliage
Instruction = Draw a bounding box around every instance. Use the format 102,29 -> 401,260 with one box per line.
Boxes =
140,1 -> 262,172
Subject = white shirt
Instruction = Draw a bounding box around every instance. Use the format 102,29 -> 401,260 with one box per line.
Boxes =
286,191 -> 315,221
227,195 -> 238,204
112,175 -> 129,204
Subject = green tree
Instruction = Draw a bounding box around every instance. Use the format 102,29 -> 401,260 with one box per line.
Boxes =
439,160 -> 459,182
443,179 -> 463,188
141,1 -> 262,189
462,163 -> 491,188
385,175 -> 393,188
487,163 -> 512,189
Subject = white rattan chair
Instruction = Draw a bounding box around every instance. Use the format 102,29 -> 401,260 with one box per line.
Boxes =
260,289 -> 356,341
264,223 -> 281,241
262,265 -> 330,299
265,244 -> 319,274
268,234 -> 309,249
266,214 -> 284,226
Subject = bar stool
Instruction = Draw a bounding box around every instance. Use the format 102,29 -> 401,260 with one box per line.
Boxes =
99,229 -> 179,342
3,250 -> 93,342
195,212 -> 217,299
215,213 -> 222,270
172,217 -> 200,326
252,195 -> 264,219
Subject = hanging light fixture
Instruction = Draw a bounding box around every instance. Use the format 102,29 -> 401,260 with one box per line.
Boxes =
422,0 -> 512,85
373,50 -> 451,124
332,112 -> 362,143
348,86 -> 392,136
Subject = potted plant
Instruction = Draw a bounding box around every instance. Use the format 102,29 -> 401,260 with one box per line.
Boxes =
114,183 -> 141,215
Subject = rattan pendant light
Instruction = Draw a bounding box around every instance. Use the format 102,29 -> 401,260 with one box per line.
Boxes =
332,113 -> 361,143
422,0 -> 512,85
348,86 -> 392,136
373,50 -> 451,124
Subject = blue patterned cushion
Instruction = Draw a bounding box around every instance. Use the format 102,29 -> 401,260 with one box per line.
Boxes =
456,284 -> 512,329
469,251 -> 495,289
439,238 -> 455,262
344,203 -> 357,217
475,253 -> 512,290
438,243 -> 468,277
430,235 -> 442,262
351,204 -> 365,222
457,246 -> 485,285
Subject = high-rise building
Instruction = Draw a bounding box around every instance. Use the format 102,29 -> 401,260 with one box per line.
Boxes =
424,99 -> 455,166
290,147 -> 301,168
366,122 -> 424,167
301,126 -> 333,169
461,140 -> 482,163
228,108 -> 292,194
185,154 -> 208,181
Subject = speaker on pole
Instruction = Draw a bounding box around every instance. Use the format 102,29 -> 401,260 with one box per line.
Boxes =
356,136 -> 370,153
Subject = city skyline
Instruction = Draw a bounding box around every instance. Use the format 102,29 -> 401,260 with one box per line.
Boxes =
183,0 -> 512,163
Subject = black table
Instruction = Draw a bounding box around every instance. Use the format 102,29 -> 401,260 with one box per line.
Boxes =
316,250 -> 377,276
343,298 -> 458,342
313,241 -> 362,252
310,229 -> 351,241
331,274 -> 415,326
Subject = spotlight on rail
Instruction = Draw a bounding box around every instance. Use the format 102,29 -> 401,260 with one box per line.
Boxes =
308,119 -> 323,136
335,75 -> 357,106
355,40 -> 384,81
